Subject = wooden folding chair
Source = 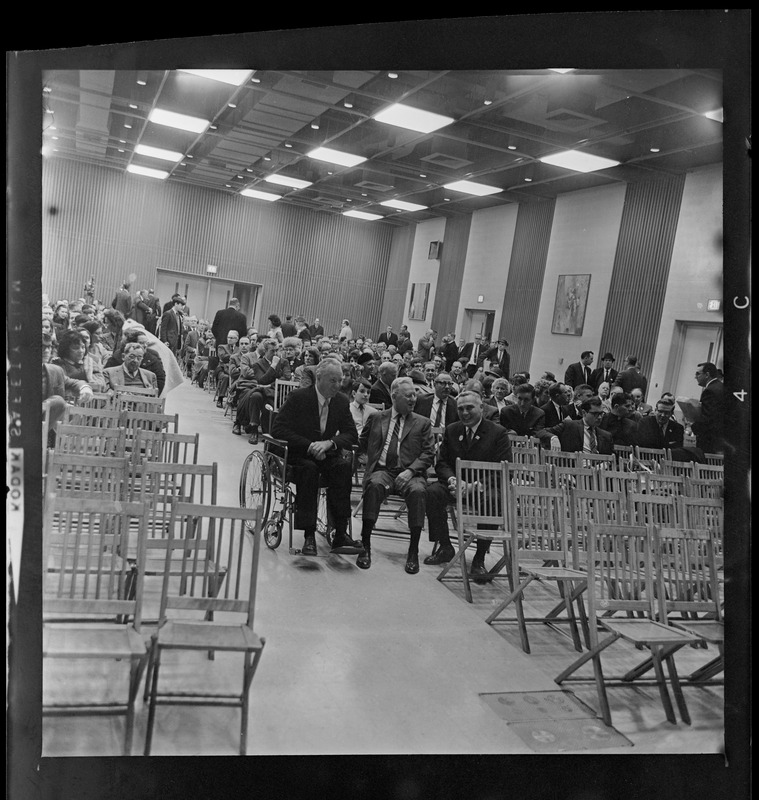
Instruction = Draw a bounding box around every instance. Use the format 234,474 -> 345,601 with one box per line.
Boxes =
635,446 -> 670,471
702,453 -> 724,467
436,459 -> 511,603
613,444 -> 635,464
143,502 -> 266,756
678,495 -> 724,569
53,423 -> 127,458
683,478 -> 723,499
659,459 -> 695,479
653,526 -> 724,683
628,491 -> 678,528
266,379 -> 300,433
577,452 -> 616,471
554,524 -> 700,726
541,450 -> 579,470
693,462 -> 724,482
595,469 -> 640,507
115,393 -> 166,415
66,405 -> 123,429
42,494 -> 150,755
510,446 -> 542,465
508,434 -> 541,449
568,488 -> 627,571
45,453 -> 130,507
114,385 -> 159,398
81,391 -> 115,408
133,429 -> 200,467
506,462 -> 552,488
642,473 -> 686,498
485,486 -> 588,653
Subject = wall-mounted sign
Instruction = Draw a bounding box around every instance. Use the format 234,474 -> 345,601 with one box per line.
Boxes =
707,299 -> 721,311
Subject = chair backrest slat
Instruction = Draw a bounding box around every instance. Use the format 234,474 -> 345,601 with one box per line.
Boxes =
510,485 -> 569,564
569,488 -> 626,570
455,459 -> 509,529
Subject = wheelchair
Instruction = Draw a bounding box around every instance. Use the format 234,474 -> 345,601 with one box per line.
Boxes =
239,434 -> 336,554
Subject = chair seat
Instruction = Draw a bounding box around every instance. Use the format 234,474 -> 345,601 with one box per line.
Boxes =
522,565 -> 587,581
155,620 -> 263,652
44,624 -> 147,659
462,526 -> 508,540
670,619 -> 724,644
600,618 -> 700,646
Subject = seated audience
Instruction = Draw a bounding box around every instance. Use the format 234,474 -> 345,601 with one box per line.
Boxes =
103,342 -> 158,392
537,395 -> 613,454
598,392 -> 638,447
499,383 -> 546,437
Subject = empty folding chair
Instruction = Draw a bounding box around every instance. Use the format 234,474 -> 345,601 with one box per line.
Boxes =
702,453 -> 724,467
643,473 -> 686,498
506,462 -> 552,488
577,452 -> 615,471
66,405 -> 123,430
635,446 -> 670,472
45,452 -> 130,506
53,423 -> 127,458
628,491 -> 678,529
143,502 -> 266,756
541,450 -> 579,470
693,462 -> 724,483
683,478 -> 723,499
659,459 -> 695,480
568,488 -> 627,571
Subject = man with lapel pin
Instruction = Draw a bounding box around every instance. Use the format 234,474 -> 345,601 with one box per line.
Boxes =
272,359 -> 362,557
423,389 -> 512,582
357,377 -> 436,574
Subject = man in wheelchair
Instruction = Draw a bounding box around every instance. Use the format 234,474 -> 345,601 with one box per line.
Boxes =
272,359 -> 363,557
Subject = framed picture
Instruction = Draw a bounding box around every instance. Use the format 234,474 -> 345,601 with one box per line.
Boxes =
551,274 -> 591,336
408,282 -> 430,321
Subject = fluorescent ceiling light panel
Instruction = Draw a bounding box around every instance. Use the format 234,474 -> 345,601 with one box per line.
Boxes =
177,69 -> 254,86
241,188 -> 281,201
379,199 -> 428,212
307,147 -> 366,167
134,144 -> 184,162
264,174 -> 312,189
443,180 -> 502,196
539,149 -> 620,173
126,164 -> 169,180
343,210 -> 383,221
549,68 -> 575,74
148,108 -> 210,133
704,108 -> 723,122
373,103 -> 454,133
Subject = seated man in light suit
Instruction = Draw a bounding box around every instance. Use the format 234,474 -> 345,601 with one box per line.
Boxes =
537,395 -> 613,454
103,342 -> 159,392
358,377 -> 436,574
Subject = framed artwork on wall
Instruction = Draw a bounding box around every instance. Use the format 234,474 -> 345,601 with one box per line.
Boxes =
408,282 -> 430,321
551,274 -> 591,336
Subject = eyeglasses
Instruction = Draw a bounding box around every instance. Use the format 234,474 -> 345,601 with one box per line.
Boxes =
585,410 -> 605,416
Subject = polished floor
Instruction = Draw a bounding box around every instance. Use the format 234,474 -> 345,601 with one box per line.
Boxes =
42,378 -> 725,757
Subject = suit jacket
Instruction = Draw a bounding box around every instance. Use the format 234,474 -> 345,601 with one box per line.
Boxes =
280,322 -> 297,337
691,379 -> 725,453
540,400 -> 566,428
359,410 -> 435,485
308,324 -> 324,338
499,404 -> 546,437
272,386 -> 357,461
103,364 -> 158,391
564,361 -> 593,388
368,379 -> 393,409
458,341 -> 485,365
159,309 -> 183,350
598,413 -> 639,447
483,346 -> 511,379
132,297 -> 152,326
480,403 -> 500,422
434,418 -> 513,484
415,394 -> 459,428
635,415 -> 685,450
112,287 -> 132,317
440,341 -> 460,370
589,366 -> 619,392
211,307 -> 248,346
540,419 -> 614,454
43,363 -> 88,401
377,331 -> 399,347
614,368 -> 648,398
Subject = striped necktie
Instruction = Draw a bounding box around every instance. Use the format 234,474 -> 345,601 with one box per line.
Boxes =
433,399 -> 443,428
386,415 -> 403,469
319,398 -> 330,435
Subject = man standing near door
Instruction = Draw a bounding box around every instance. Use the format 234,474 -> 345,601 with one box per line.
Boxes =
459,333 -> 485,378
564,350 -> 594,388
159,295 -> 186,358
211,298 -> 248,349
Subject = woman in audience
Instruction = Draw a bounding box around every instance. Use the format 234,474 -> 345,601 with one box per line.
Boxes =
52,301 -> 71,339
267,314 -> 284,343
50,329 -> 93,400
100,308 -> 125,357
74,325 -> 108,392
42,317 -> 57,352
294,346 -> 320,384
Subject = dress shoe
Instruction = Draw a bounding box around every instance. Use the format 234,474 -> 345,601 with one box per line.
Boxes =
232,424 -> 242,435
356,547 -> 371,569
404,552 -> 420,574
301,536 -> 317,556
247,430 -> 259,445
470,560 -> 493,584
330,534 -> 365,555
216,399 -> 224,408
423,545 -> 455,565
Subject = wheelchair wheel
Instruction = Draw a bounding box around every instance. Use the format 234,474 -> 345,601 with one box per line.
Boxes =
262,510 -> 283,550
315,488 -> 334,546
240,450 -> 270,531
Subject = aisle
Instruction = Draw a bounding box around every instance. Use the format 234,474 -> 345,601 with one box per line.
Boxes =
41,378 -> 724,757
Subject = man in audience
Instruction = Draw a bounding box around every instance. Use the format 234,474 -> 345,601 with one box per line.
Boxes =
540,382 -> 569,428
272,359 -> 361,557
483,337 -> 511,379
308,317 -> 325,338
562,383 -> 594,421
369,361 -> 398,409
614,355 -> 648,399
159,295 -> 185,358
464,379 -> 499,421
145,289 -> 161,334
396,330 -> 414,356
487,377 -> 512,414
598,392 -> 638,447
213,330 -> 240,408
636,397 -> 684,450
280,315 -> 297,337
415,371 -> 458,428
538,395 -> 613,454
211,297 -> 248,348
377,325 -> 398,347
423,390 -> 512,581
43,335 -> 94,446
439,333 -> 460,371
103,342 -> 158,392
689,361 -> 725,454
630,387 -> 654,417
416,328 -> 437,363
590,352 -> 618,392
499,383 -> 546,437
235,338 -> 288,443
112,279 -> 133,318
349,378 -> 380,437
564,350 -> 594,388
357,377 -> 436,574
459,332 -> 485,378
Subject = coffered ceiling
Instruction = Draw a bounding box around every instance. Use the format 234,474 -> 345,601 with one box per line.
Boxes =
42,67 -> 723,226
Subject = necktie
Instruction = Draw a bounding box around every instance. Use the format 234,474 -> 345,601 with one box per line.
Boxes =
464,428 -> 473,448
588,427 -> 598,453
386,415 -> 403,469
320,398 -> 330,435
585,366 -> 591,382
433,399 -> 443,428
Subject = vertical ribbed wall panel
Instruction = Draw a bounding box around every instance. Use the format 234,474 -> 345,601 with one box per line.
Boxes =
430,214 -> 472,334
378,225 -> 416,333
42,159 -> 392,336
598,176 -> 685,377
500,199 -> 556,374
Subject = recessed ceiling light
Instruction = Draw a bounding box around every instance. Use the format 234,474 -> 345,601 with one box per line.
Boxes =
246,168 -> 253,172
388,72 -> 398,79
311,123 -> 320,130
549,68 -> 575,74
443,179 -> 502,196
704,108 -> 723,122
343,210 -> 382,221
209,125 -> 217,131
380,199 -> 428,212
524,177 -> 532,182
251,77 -> 261,83
264,174 -> 312,189
650,147 -> 661,153
373,102 -> 454,133
118,149 -> 125,153
137,80 -> 147,86
343,102 -> 354,109
177,69 -> 253,86
539,149 -> 620,173
507,145 -> 517,150
43,87 -> 51,93
119,140 -> 126,144
228,103 -> 237,109
126,164 -> 169,180
134,144 -> 184,162
420,173 -> 426,178
264,156 -> 271,161
129,104 -> 138,109
307,146 -> 366,167
124,124 -> 132,129
241,188 -> 281,202
284,143 -> 293,148
51,136 -> 59,140
483,100 -> 493,106
149,108 -> 210,134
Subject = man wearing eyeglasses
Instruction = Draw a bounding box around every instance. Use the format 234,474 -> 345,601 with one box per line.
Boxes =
688,362 -> 725,454
415,372 -> 458,429
636,397 -> 684,450
538,395 -> 614,454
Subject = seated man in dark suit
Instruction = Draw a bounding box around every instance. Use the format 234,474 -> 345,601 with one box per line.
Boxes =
369,361 -> 398,409
358,377 -> 436,574
423,390 -> 512,582
540,382 -> 569,427
598,392 -> 638,447
499,383 -> 546,437
537,395 -> 614,455
636,397 -> 686,453
561,383 -> 594,421
271,359 -> 362,557
415,371 -> 458,429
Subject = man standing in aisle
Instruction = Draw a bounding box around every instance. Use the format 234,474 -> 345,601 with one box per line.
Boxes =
112,279 -> 133,318
423,389 -> 512,581
159,295 -> 186,358
613,355 -> 648,399
211,298 -> 248,349
499,383 -> 546,438
309,317 -> 325,338
483,337 -> 511,379
589,352 -> 618,392
272,359 -> 362,557
689,361 -> 725,454
459,333 -> 485,378
377,325 -> 398,347
564,350 -> 594,389
357,377 -> 436,574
